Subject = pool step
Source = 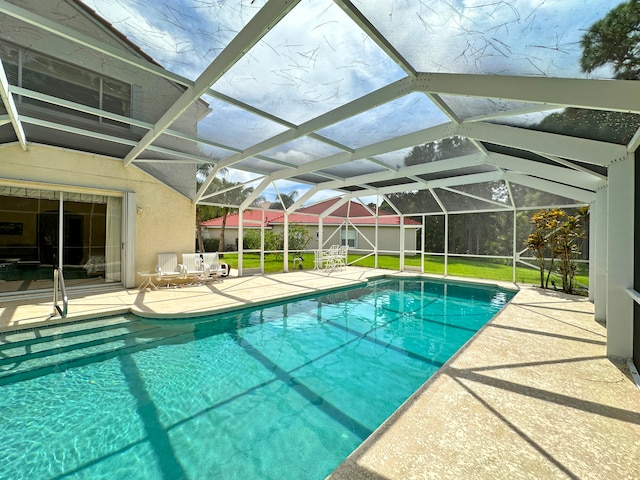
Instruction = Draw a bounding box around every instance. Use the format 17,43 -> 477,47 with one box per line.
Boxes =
0,317 -> 190,385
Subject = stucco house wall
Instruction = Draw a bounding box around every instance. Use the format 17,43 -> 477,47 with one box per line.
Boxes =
204,222 -> 418,253
0,143 -> 194,280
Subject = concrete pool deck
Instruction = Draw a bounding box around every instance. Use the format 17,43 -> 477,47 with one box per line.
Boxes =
1,267 -> 639,479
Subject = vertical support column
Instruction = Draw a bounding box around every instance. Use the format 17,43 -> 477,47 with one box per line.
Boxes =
421,215 -> 426,274
283,212 -> 289,273
344,222 -> 349,250
122,192 -> 136,288
594,188 -> 607,322
260,210 -> 265,274
512,210 -> 517,284
374,204 -> 379,269
400,215 -> 405,271
238,209 -> 244,277
444,213 -> 449,276
607,156 -> 633,359
589,199 -> 595,302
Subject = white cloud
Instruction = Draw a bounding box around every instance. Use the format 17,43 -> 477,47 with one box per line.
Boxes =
82,0 -> 624,203
272,149 -> 314,164
354,0 -> 623,77
86,0 -> 404,124
85,0 -> 262,78
211,1 -> 406,123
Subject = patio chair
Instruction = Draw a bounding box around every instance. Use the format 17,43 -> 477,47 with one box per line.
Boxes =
181,253 -> 209,284
201,252 -> 225,279
334,245 -> 348,270
156,253 -> 185,287
324,245 -> 341,271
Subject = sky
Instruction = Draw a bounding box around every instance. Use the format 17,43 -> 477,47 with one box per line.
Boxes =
80,0 -> 625,203
353,0 -> 620,77
82,0 -> 623,83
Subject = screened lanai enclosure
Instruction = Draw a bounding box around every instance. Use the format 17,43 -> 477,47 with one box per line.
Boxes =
0,0 -> 639,363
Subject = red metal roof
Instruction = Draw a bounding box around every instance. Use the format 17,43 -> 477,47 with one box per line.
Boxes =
201,198 -> 420,227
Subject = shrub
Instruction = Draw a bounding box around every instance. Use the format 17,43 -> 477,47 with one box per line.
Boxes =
524,207 -> 588,294
201,237 -> 219,252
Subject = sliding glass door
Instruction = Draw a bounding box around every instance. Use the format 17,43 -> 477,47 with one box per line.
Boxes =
0,187 -> 123,294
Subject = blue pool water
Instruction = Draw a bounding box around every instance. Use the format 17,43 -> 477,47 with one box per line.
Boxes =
0,277 -> 515,480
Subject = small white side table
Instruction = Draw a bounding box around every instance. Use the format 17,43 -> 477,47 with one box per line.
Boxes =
137,271 -> 159,290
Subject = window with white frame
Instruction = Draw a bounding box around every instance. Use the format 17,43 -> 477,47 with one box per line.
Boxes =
340,226 -> 357,248
0,41 -> 131,127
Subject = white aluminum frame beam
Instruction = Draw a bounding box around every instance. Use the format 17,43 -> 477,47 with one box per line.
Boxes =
201,114 -> 611,206
240,177 -> 272,210
320,194 -> 352,220
462,104 -> 562,124
21,116 -> 138,146
353,172 -> 503,198
123,0 -> 300,166
606,155 -> 634,358
540,154 -> 607,182
441,186 -> 513,210
311,153 -> 486,192
232,122 -> 464,193
196,76 -> 415,201
12,86 -> 250,161
626,127 -> 640,154
485,153 -> 604,191
504,172 -> 595,203
460,122 -> 624,166
335,0 -> 416,76
21,113 -> 224,166
0,59 -> 26,150
287,186 -> 321,213
413,73 -> 640,114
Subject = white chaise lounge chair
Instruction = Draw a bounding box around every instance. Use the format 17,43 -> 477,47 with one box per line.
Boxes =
156,253 -> 185,287
202,252 -> 227,278
180,253 -> 209,284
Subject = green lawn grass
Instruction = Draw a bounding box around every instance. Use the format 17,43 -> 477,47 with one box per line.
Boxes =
217,252 -> 589,288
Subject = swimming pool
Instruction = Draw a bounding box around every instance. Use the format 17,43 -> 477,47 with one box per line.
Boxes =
0,277 -> 515,479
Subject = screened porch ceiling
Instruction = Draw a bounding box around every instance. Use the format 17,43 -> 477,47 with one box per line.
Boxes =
0,0 -> 638,215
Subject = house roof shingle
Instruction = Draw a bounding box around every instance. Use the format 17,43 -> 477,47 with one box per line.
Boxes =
201,198 -> 420,228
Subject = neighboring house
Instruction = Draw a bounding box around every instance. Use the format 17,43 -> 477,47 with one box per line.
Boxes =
201,198 -> 420,253
0,0 -> 207,293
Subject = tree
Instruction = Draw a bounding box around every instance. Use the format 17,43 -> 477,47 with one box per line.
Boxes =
244,229 -> 283,253
553,207 -> 589,294
196,165 -> 257,253
243,223 -> 311,261
195,203 -> 218,253
525,228 -> 547,288
195,164 -> 218,254
385,138 -> 516,256
532,107 -> 640,145
580,0 -> 640,80
269,190 -> 298,210
404,136 -> 477,167
523,4 -> 640,151
287,223 -> 312,252
524,208 -> 588,294
540,209 -> 564,289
